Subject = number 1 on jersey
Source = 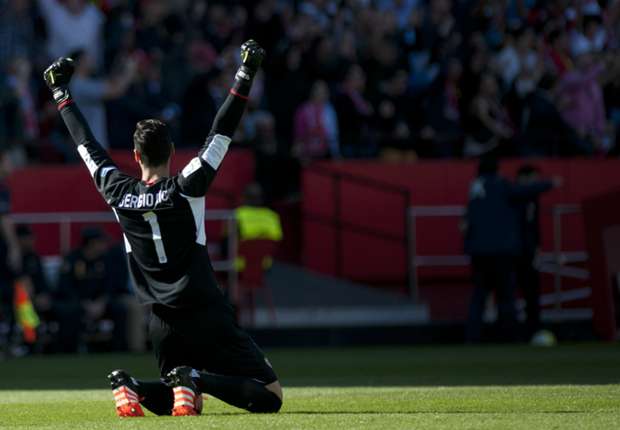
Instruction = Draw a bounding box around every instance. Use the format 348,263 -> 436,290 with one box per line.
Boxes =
143,211 -> 168,264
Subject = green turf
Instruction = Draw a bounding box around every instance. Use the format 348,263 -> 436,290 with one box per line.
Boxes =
0,345 -> 619,429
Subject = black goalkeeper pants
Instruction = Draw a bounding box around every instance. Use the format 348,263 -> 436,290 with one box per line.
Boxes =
149,304 -> 277,384
136,303 -> 280,415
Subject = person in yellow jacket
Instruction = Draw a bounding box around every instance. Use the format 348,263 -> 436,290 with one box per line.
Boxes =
234,184 -> 282,271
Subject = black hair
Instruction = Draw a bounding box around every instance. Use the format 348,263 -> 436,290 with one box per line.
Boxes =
243,183 -> 264,206
133,119 -> 173,167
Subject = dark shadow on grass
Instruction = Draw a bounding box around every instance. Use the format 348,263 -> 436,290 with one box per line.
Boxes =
2,380 -> 619,390
0,346 -> 619,390
2,382 -> 620,390
206,410 -> 599,416
2,380 -> 620,390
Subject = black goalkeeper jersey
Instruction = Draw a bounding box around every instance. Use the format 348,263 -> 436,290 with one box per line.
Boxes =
90,132 -> 230,308
61,102 -> 237,309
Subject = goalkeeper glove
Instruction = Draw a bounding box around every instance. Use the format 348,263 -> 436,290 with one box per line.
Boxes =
43,57 -> 75,107
236,39 -> 265,82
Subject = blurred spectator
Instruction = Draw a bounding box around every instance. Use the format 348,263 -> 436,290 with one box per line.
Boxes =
376,103 -> 415,161
55,228 -> 128,352
252,111 -> 297,203
377,0 -> 419,29
495,27 -> 542,89
420,0 -> 458,61
603,53 -> 620,154
104,242 -> 145,353
267,45 -> 310,148
234,183 -> 283,272
181,70 -> 220,148
293,80 -> 339,162
221,183 -> 283,307
556,43 -> 608,154
235,183 -> 283,243
0,63 -> 21,155
463,157 -> 555,342
0,151 -> 20,350
374,69 -> 418,160
102,0 -> 137,70
464,74 -> 514,157
247,0 -> 285,55
334,65 -> 375,158
69,49 -> 136,148
180,42 -> 248,139
514,74 -> 588,156
4,57 -> 38,163
514,165 -> 555,339
546,28 -> 572,77
570,13 -> 606,56
37,0 -> 104,64
107,52 -> 179,150
0,0 -> 36,72
423,58 -> 464,157
460,33 -> 490,107
134,0 -> 176,54
16,225 -> 51,321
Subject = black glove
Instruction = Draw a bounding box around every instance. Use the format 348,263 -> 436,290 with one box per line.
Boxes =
235,40 -> 265,82
43,57 -> 75,106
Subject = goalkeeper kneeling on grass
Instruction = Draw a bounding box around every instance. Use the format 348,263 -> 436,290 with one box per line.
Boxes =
43,40 -> 282,417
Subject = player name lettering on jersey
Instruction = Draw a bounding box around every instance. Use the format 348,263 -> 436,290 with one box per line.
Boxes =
118,190 -> 169,209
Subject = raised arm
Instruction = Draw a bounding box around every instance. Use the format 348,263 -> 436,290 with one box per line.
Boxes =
178,40 -> 265,197
507,180 -> 554,200
43,58 -> 120,195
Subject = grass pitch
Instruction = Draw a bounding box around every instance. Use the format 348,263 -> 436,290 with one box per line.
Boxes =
0,344 -> 618,429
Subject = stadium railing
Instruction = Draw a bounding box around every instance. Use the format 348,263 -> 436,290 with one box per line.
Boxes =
11,210 -> 240,301
304,165 -> 412,284
406,204 -> 592,321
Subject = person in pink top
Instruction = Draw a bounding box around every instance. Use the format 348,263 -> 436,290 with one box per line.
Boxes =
557,42 -> 606,152
293,80 -> 340,162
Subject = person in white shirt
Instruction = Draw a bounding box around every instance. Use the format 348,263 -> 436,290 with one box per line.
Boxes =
69,50 -> 136,148
37,0 -> 104,65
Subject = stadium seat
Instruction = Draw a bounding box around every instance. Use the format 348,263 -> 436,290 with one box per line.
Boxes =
237,239 -> 278,325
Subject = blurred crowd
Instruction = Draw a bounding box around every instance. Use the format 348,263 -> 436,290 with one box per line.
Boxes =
2,224 -> 141,355
1,0 -> 620,198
